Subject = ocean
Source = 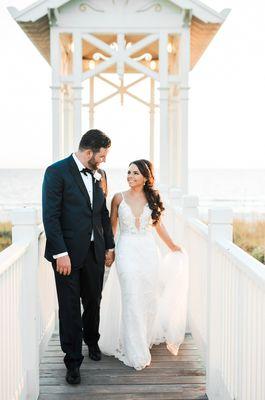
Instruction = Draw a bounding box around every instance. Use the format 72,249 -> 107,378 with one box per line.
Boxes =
0,168 -> 264,221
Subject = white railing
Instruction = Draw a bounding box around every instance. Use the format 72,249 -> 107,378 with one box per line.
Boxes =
1,198 -> 264,400
208,239 -> 265,400
0,208 -> 57,400
167,193 -> 265,400
38,227 -> 58,359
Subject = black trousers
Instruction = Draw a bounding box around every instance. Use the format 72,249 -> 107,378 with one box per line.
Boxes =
52,243 -> 105,369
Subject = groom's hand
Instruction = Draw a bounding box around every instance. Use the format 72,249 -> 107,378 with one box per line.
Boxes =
56,255 -> 72,275
105,250 -> 115,268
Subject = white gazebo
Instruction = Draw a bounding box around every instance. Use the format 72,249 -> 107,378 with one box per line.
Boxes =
9,0 -> 229,193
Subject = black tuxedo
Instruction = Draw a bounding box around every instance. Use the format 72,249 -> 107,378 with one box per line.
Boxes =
42,154 -> 114,369
42,154 -> 114,268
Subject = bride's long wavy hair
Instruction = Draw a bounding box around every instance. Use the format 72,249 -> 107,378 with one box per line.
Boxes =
129,159 -> 165,225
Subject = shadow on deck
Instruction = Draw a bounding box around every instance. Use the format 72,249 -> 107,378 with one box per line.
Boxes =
39,333 -> 207,400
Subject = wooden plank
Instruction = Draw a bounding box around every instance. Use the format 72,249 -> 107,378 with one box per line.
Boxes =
40,383 -> 206,394
41,355 -> 203,363
40,367 -> 205,377
40,361 -> 205,370
39,395 -> 208,400
40,375 -> 206,385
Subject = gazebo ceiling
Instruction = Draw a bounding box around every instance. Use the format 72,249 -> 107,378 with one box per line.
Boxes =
8,0 -> 230,70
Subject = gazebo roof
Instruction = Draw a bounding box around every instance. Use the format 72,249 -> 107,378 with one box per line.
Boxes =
8,0 -> 230,69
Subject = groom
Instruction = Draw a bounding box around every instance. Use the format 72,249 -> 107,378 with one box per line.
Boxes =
42,129 -> 115,385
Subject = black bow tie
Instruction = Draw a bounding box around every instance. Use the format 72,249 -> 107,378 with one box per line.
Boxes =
81,168 -> 94,176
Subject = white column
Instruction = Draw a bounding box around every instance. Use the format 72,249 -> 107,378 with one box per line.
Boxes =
117,33 -> 125,79
149,78 -> 155,163
73,31 -> 83,150
206,208 -> 233,397
181,195 -> 199,335
169,88 -> 179,188
11,208 -> 40,400
89,77 -> 95,129
158,31 -> 170,189
50,28 -> 62,162
178,15 -> 191,194
63,85 -> 73,156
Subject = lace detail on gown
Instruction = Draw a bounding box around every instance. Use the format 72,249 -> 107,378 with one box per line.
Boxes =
99,194 -> 189,370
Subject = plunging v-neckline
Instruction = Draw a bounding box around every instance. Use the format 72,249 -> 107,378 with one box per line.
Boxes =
121,198 -> 148,220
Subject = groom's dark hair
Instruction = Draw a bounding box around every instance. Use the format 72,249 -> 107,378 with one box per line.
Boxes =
79,129 -> 111,153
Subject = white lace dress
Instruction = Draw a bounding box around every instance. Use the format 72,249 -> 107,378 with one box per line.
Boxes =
99,194 -> 189,370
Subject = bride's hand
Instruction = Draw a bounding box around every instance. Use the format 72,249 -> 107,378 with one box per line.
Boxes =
170,243 -> 182,252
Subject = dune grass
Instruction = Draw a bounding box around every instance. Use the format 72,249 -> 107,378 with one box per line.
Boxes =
0,222 -> 12,252
233,218 -> 265,264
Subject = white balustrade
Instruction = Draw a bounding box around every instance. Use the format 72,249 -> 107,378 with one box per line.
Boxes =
1,197 -> 264,400
38,226 -> 58,359
168,193 -> 265,400
0,208 -> 57,400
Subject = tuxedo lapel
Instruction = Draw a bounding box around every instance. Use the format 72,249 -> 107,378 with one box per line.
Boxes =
93,178 -> 100,211
68,155 -> 92,209
93,177 -> 105,211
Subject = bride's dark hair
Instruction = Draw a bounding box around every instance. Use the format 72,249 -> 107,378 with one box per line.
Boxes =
129,159 -> 164,225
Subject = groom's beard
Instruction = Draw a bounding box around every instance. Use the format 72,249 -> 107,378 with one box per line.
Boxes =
87,156 -> 100,170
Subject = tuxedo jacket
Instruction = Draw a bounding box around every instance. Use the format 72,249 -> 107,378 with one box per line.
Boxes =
42,154 -> 115,268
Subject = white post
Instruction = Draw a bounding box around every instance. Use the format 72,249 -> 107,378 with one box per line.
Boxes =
149,78 -> 155,163
50,28 -> 62,162
169,90 -> 179,188
89,77 -> 95,129
206,208 -> 233,398
117,33 -> 125,79
182,195 -> 199,334
11,208 -> 40,400
167,187 -> 183,242
169,187 -> 182,208
178,12 -> 191,194
73,31 -> 83,150
182,194 -> 199,219
63,85 -> 72,156
158,31 -> 170,190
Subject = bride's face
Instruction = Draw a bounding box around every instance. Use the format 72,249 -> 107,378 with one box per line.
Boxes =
127,164 -> 145,189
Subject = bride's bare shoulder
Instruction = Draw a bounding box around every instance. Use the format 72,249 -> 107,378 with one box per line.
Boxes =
111,192 -> 123,207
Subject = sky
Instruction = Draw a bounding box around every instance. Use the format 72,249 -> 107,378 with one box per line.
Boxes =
0,0 -> 265,169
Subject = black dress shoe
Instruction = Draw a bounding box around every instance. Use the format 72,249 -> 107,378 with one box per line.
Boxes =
88,344 -> 101,361
65,367 -> 81,385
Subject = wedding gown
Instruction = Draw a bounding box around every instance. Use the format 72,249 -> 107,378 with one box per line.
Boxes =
99,193 -> 189,370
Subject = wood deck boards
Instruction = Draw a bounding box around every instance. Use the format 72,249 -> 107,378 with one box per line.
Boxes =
39,333 -> 207,400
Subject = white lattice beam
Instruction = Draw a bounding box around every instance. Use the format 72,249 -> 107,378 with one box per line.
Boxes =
125,57 -> 158,80
82,33 -> 115,56
125,34 -> 158,57
82,54 -> 119,80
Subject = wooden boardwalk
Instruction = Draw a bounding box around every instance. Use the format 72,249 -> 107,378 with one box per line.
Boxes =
39,333 -> 207,400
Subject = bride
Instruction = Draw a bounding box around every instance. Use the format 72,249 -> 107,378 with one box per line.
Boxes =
99,159 -> 189,370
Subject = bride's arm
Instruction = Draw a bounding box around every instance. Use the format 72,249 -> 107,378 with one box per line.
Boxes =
110,193 -> 122,237
155,220 -> 182,252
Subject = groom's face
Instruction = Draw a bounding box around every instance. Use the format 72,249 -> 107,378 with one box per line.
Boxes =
87,147 -> 109,169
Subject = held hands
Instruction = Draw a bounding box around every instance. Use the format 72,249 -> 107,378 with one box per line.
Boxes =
56,255 -> 71,275
105,250 -> 115,268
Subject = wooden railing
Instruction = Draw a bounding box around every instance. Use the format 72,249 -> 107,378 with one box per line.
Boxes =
166,192 -> 265,400
0,209 -> 57,400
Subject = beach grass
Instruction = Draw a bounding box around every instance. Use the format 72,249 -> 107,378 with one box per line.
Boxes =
233,218 -> 265,264
0,222 -> 12,252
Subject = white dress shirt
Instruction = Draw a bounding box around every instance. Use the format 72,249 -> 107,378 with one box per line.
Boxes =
53,153 -> 94,259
